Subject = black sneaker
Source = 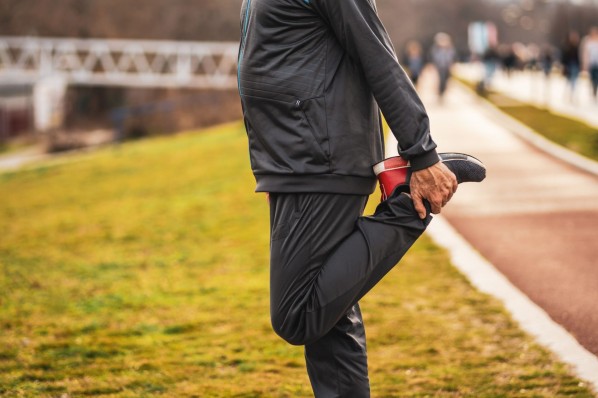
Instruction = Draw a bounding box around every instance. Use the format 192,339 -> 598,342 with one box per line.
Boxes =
373,152 -> 486,201
439,153 -> 486,184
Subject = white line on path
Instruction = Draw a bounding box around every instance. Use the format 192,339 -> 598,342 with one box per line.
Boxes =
426,215 -> 598,393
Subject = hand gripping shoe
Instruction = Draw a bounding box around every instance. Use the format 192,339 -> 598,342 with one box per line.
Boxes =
373,153 -> 486,201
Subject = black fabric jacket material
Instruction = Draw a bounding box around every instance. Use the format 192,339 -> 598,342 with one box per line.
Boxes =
238,0 -> 439,194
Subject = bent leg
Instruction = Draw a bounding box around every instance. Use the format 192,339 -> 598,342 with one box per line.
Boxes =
269,191 -> 431,346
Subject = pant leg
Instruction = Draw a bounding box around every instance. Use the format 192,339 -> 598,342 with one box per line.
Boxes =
438,68 -> 450,97
305,304 -> 370,398
269,192 -> 371,397
268,191 -> 431,346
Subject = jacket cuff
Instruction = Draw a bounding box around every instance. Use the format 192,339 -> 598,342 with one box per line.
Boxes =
409,149 -> 440,171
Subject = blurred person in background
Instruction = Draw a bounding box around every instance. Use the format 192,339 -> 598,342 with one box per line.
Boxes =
539,44 -> 556,103
561,31 -> 581,102
540,44 -> 555,78
526,44 -> 540,71
501,43 -> 519,78
482,44 -> 500,90
403,40 -> 425,87
582,26 -> 598,102
430,32 -> 456,101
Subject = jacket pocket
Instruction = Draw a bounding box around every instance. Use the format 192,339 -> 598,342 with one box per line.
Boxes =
297,96 -> 330,161
242,94 -> 330,175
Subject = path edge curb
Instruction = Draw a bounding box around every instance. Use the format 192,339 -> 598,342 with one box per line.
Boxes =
426,215 -> 598,394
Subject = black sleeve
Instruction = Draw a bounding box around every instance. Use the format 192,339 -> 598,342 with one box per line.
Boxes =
310,0 -> 439,170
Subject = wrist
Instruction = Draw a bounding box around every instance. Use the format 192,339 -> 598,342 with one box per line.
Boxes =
409,149 -> 440,171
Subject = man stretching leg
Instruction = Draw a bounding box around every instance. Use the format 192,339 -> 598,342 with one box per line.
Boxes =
237,0 -> 485,396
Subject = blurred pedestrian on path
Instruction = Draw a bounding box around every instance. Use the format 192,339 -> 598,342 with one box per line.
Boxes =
430,33 -> 456,101
539,44 -> 555,104
403,40 -> 424,87
582,26 -> 598,102
540,44 -> 555,78
501,44 -> 519,78
482,44 -> 500,90
561,31 -> 581,103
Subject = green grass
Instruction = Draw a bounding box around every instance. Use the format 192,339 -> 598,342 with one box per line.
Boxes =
0,122 -> 595,397
458,79 -> 598,162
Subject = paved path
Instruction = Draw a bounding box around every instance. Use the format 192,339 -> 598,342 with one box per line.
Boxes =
388,68 -> 598,356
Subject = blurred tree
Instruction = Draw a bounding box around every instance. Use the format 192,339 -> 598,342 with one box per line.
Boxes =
1,0 -> 596,52
0,0 -> 243,41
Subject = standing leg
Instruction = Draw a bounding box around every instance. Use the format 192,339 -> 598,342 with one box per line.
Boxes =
305,304 -> 370,398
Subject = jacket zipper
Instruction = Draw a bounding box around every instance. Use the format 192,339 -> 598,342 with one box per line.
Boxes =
237,0 -> 252,95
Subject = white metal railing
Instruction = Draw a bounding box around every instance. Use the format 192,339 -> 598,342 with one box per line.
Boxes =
0,37 -> 239,89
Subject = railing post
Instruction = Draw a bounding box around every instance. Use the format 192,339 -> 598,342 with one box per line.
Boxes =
39,41 -> 54,77
176,45 -> 192,84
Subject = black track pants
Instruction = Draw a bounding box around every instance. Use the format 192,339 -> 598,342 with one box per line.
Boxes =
268,191 -> 432,397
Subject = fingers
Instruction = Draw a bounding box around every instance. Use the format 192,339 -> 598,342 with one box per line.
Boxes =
451,173 -> 458,193
421,190 -> 447,215
442,190 -> 452,206
443,185 -> 456,206
412,194 -> 428,220
429,197 -> 442,215
439,172 -> 457,207
409,163 -> 459,218
414,193 -> 442,218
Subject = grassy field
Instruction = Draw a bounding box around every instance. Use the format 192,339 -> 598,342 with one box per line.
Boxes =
457,79 -> 598,162
0,123 -> 595,397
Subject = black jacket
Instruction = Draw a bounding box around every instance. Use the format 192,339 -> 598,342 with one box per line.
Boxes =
238,0 -> 439,194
